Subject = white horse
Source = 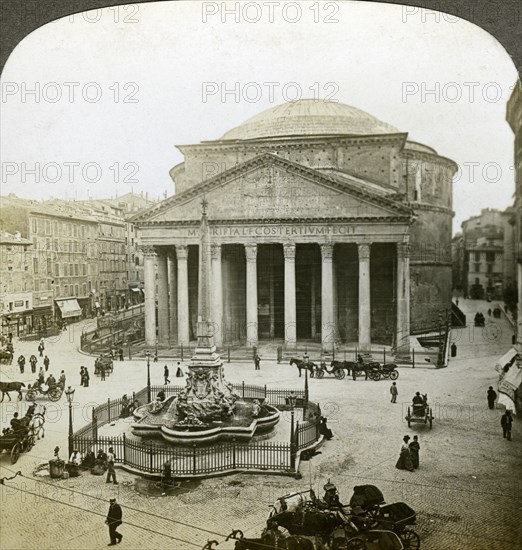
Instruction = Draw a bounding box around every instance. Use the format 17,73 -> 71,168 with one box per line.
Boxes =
28,405 -> 46,440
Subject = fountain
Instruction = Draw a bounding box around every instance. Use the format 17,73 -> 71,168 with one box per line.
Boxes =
132,198 -> 281,445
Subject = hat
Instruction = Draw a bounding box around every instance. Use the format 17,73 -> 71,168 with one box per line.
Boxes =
109,498 -> 116,502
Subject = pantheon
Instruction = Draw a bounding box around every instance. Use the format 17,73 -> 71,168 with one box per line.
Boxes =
132,99 -> 457,355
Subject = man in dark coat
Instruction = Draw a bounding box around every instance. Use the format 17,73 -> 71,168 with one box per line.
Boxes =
118,347 -> 124,361
106,498 -> 123,545
501,410 -> 513,441
487,386 -> 497,410
43,355 -> 50,371
17,355 -> 25,373
29,354 -> 37,374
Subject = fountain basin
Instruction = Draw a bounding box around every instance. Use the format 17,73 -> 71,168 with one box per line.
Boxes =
131,400 -> 281,446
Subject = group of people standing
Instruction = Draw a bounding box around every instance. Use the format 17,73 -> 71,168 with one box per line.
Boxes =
17,339 -> 50,375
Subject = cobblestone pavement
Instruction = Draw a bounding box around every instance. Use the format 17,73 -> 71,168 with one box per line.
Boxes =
1,300 -> 521,549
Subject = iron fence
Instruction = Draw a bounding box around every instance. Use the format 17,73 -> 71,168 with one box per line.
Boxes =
73,384 -> 320,478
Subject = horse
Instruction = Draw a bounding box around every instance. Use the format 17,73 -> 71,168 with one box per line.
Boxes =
0,381 -> 25,402
290,358 -> 318,378
28,407 -> 46,440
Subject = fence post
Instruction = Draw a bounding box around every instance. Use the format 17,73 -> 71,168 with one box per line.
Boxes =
412,348 -> 415,369
228,346 -> 231,363
107,398 -> 111,423
242,381 -> 245,398
264,385 -> 267,399
180,344 -> 183,362
192,443 -> 197,475
92,407 -> 98,442
122,433 -> 127,465
383,348 -> 386,364
232,439 -> 236,469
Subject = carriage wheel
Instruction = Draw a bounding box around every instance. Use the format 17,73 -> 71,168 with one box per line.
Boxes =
11,442 -> 22,464
334,368 -> 345,380
371,371 -> 381,381
315,369 -> 325,379
49,389 -> 62,402
400,529 -> 420,550
26,390 -> 36,401
390,370 -> 399,380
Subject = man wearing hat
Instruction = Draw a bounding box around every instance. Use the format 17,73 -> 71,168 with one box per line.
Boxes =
106,497 -> 123,545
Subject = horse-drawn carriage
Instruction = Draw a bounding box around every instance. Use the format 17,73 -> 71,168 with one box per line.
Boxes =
221,482 -> 420,550
405,394 -> 433,429
94,354 -> 114,376
367,363 -> 399,381
0,408 -> 46,464
25,383 -> 63,402
0,344 -> 14,365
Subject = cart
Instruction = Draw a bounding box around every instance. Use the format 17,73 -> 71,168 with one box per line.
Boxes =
405,398 -> 433,429
0,427 -> 35,464
377,502 -> 420,550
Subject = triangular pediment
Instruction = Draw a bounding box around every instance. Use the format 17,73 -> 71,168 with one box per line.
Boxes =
133,154 -> 412,224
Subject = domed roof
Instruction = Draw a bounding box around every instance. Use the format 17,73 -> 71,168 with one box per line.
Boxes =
220,99 -> 400,140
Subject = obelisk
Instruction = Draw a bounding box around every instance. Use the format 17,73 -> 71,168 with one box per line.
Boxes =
191,196 -> 221,366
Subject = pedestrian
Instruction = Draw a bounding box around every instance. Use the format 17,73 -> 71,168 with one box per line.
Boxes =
29,354 -> 37,374
84,367 -> 90,388
100,362 -> 106,381
175,362 -> 183,377
254,354 -> 261,370
409,435 -> 420,469
450,343 -> 457,357
38,367 -> 45,385
390,382 -> 398,403
487,386 -> 497,410
164,365 -> 170,385
352,368 -> 356,381
487,308 -> 492,317
62,320 -> 67,331
105,497 -> 123,546
38,340 -> 44,357
395,435 -> 414,471
80,366 -> 85,386
43,355 -> 50,371
118,347 -> 124,361
17,354 -> 25,374
106,446 -> 118,484
8,331 -> 13,343
501,410 -> 513,441
58,370 -> 66,389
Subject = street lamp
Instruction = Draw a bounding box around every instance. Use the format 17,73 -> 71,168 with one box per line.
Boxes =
65,386 -> 75,458
145,350 -> 151,403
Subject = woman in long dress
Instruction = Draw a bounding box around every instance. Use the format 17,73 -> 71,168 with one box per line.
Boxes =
396,435 -> 414,471
409,436 -> 420,469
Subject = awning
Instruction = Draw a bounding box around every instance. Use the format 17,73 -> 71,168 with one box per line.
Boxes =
56,299 -> 82,318
498,364 -> 522,414
494,348 -> 518,374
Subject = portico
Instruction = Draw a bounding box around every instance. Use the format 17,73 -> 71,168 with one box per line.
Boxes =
138,218 -> 411,354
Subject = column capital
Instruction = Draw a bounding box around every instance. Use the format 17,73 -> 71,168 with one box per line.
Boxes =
320,243 -> 334,261
283,243 -> 296,261
210,243 -> 222,260
176,244 -> 189,260
244,243 -> 257,262
397,242 -> 411,258
140,245 -> 157,257
357,243 -> 371,260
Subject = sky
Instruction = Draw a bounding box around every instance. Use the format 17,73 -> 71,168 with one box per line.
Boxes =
0,0 -> 518,233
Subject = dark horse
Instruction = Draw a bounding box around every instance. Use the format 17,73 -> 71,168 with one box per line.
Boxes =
0,381 -> 25,401
290,358 -> 319,377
